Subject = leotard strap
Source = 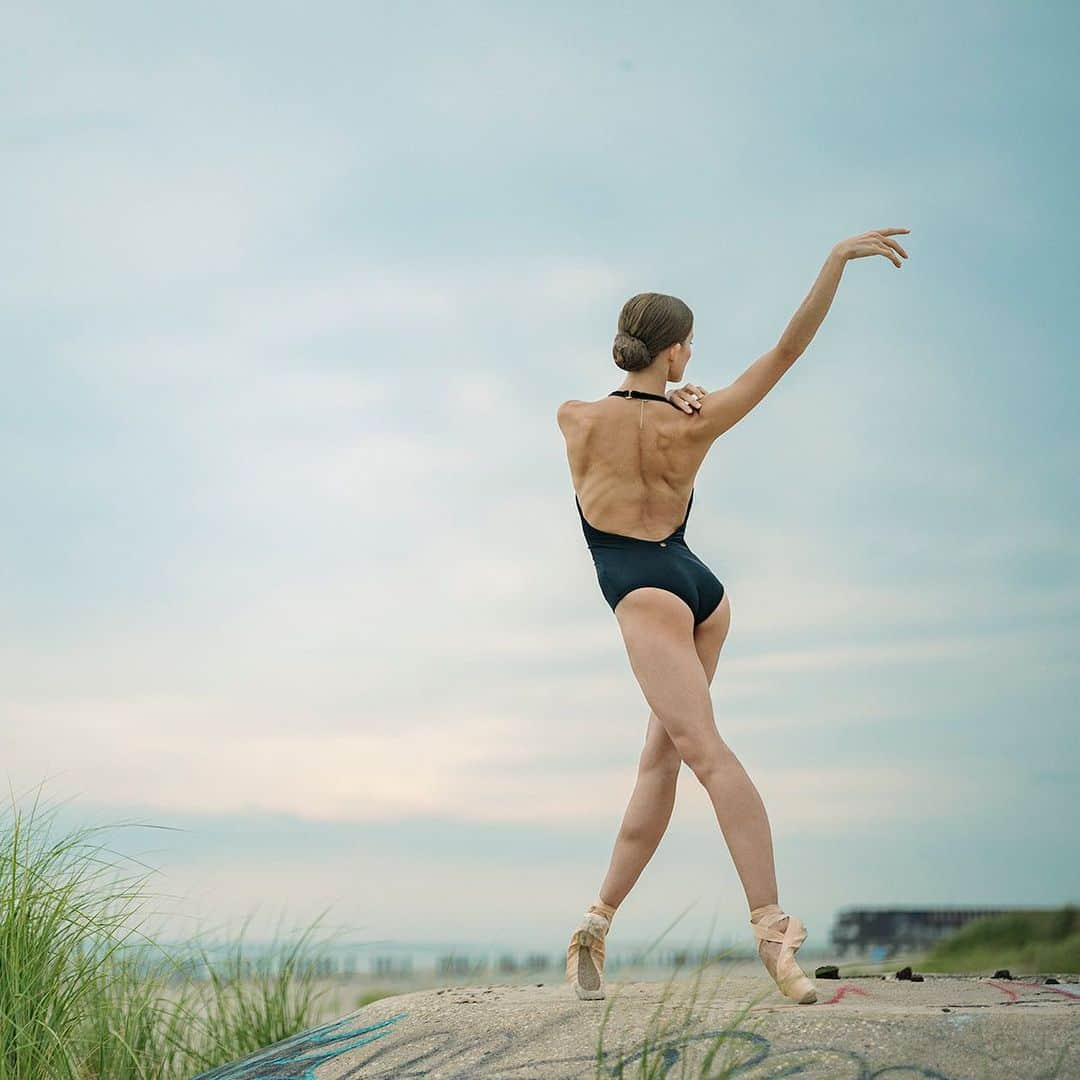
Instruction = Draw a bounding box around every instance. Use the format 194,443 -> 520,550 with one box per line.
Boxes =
609,389 -> 676,405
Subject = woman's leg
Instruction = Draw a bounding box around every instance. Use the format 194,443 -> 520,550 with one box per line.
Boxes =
595,592 -> 733,909
594,711 -> 681,908
612,588 -> 782,916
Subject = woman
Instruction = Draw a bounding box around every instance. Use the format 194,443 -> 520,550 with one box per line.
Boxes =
558,227 -> 910,1005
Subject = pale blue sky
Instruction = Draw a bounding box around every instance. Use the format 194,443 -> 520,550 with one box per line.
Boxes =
3,1 -> 1077,954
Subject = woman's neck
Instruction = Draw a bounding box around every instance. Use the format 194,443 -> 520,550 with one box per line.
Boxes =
616,374 -> 668,397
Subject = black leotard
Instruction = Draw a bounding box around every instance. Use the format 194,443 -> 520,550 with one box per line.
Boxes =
574,391 -> 725,625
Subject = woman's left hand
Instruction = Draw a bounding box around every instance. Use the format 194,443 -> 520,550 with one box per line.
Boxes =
667,383 -> 708,413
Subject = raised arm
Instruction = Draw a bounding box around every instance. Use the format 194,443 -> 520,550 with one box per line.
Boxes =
695,228 -> 910,441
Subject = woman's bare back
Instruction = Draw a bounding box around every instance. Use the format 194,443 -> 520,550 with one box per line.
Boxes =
558,394 -> 713,541
558,230 -> 911,545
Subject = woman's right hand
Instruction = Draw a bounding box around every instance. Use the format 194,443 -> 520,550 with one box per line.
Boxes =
667,382 -> 708,413
832,228 -> 910,267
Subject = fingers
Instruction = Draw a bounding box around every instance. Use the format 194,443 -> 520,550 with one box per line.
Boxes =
878,234 -> 909,260
875,244 -> 901,267
888,239 -> 909,259
871,228 -> 909,267
670,389 -> 692,412
883,243 -> 904,267
673,384 -> 706,412
841,229 -> 910,266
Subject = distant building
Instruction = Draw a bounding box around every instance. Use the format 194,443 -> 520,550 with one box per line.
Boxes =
373,954 -> 414,976
829,906 -> 1041,958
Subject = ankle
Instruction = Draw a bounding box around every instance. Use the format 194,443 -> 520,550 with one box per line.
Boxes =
588,898 -> 618,924
749,902 -> 781,922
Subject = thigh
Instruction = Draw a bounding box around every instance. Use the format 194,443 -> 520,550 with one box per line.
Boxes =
693,589 -> 732,684
614,589 -> 725,767
641,589 -> 731,765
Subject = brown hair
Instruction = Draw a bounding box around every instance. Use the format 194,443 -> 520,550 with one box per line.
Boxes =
612,292 -> 694,372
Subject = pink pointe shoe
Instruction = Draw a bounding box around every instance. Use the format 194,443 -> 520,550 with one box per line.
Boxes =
750,903 -> 817,1004
565,904 -> 614,1000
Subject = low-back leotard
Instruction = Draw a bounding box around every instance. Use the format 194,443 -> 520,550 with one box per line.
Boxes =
574,390 -> 725,625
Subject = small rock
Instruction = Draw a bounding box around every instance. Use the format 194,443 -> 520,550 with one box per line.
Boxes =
814,964 -> 840,979
1046,977 -> 1059,984
992,969 -> 1012,979
895,965 -> 913,980
942,1007 -> 951,1012
911,974 -> 924,981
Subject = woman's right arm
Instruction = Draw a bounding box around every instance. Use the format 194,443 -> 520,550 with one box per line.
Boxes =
695,228 -> 910,441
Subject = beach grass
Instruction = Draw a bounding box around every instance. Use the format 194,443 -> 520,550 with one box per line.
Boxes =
0,785 -> 337,1079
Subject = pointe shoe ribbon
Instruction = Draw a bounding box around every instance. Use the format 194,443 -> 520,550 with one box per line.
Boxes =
565,905 -> 613,1000
749,903 -> 817,1004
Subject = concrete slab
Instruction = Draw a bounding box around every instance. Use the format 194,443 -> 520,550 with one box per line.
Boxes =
194,972 -> 1079,1079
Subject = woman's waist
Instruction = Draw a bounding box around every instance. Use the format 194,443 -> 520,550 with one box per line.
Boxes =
585,534 -> 692,554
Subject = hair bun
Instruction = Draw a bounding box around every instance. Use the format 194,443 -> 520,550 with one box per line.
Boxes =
613,330 -> 653,373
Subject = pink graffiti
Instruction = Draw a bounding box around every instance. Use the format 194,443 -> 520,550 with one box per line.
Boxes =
820,983 -> 874,1005
988,980 -> 1019,1001
1011,978 -> 1080,1001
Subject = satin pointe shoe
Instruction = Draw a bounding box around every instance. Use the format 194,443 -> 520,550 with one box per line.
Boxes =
749,903 -> 817,1004
565,904 -> 614,1000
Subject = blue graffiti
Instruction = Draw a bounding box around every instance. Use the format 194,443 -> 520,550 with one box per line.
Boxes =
196,1010 -> 956,1078
191,1010 -> 408,1079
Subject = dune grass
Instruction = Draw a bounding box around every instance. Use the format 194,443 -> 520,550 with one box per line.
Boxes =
919,904 -> 1080,975
0,785 -> 338,1080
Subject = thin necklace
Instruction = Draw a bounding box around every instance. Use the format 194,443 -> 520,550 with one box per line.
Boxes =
609,387 -> 674,428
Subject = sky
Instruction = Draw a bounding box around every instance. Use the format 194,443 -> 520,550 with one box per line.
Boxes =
3,1 -> 1077,957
